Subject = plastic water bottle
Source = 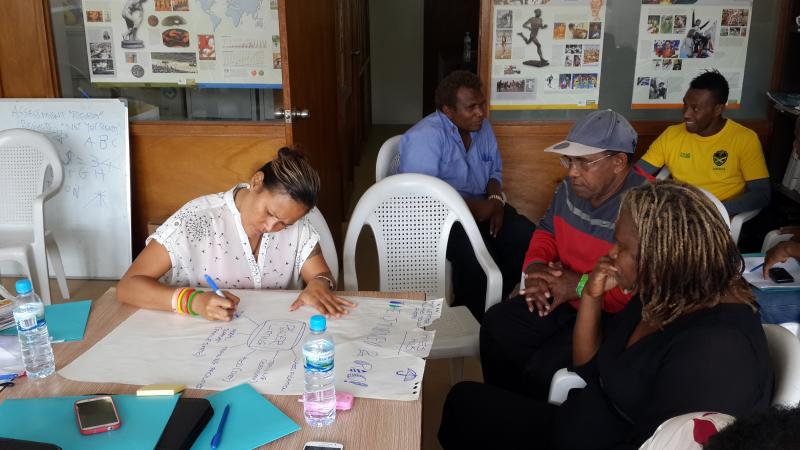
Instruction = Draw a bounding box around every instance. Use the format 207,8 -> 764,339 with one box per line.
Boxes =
302,315 -> 336,427
12,279 -> 55,379
463,32 -> 472,63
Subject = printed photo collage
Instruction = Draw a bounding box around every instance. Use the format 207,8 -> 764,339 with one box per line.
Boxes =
492,0 -> 605,107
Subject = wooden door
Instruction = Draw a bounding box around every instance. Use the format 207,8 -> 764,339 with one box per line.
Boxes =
280,0 -> 345,243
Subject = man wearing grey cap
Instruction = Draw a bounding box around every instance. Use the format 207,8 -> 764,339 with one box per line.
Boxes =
480,109 -> 652,399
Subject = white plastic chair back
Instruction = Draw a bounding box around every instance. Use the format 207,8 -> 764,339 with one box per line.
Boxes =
375,135 -> 402,182
0,129 -> 63,226
761,230 -> 794,254
343,173 -> 501,305
305,207 -> 339,282
763,324 -> 800,406
0,129 -> 70,304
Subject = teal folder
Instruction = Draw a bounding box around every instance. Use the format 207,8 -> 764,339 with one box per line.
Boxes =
0,394 -> 178,450
191,383 -> 300,450
1,300 -> 91,342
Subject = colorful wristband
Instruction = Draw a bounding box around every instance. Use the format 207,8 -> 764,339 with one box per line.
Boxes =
171,288 -> 182,312
187,290 -> 202,317
176,288 -> 189,314
181,288 -> 194,315
576,274 -> 589,298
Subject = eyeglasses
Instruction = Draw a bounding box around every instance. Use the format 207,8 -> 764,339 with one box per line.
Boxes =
559,153 -> 614,171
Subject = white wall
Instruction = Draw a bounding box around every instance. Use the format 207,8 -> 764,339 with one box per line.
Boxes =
369,0 -> 424,125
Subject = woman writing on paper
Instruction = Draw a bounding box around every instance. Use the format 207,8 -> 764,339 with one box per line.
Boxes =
438,181 -> 773,449
118,148 -> 354,321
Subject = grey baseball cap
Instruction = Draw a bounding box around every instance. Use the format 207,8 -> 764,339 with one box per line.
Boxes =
544,109 -> 638,156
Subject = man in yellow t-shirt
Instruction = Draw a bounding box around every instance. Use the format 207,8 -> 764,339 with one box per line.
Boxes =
637,70 -> 770,214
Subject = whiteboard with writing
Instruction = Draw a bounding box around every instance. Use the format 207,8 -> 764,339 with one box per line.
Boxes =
0,99 -> 131,279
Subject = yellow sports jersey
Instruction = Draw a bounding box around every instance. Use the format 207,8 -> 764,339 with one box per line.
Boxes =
641,119 -> 769,201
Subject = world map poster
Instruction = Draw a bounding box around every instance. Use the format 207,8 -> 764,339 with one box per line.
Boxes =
81,0 -> 281,87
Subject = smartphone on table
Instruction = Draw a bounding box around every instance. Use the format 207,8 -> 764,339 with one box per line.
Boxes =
303,442 -> 343,450
74,395 -> 122,435
768,267 -> 795,284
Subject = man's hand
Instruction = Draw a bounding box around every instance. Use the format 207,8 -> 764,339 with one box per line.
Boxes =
193,290 -> 240,321
521,262 -> 580,316
488,198 -> 504,237
290,279 -> 357,318
763,240 -> 800,280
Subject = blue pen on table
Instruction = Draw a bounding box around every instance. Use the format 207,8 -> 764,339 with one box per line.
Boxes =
204,274 -> 239,318
749,262 -> 765,273
210,404 -> 230,449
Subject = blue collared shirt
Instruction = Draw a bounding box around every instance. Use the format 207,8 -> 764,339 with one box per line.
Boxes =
398,111 -> 503,198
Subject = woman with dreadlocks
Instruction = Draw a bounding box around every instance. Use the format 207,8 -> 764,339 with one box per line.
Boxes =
438,180 -> 773,449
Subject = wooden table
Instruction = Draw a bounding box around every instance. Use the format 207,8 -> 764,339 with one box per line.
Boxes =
1,288 -> 425,450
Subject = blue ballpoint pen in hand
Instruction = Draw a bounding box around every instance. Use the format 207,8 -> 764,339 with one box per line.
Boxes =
205,274 -> 239,318
210,404 -> 230,449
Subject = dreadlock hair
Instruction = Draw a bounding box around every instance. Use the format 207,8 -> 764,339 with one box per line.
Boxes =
435,70 -> 483,111
257,147 -> 320,209
620,180 -> 754,327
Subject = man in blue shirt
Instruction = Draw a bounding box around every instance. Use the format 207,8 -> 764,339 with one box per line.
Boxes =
398,71 -> 535,321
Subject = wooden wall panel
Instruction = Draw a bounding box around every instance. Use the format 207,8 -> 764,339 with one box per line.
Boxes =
496,120 -> 772,223
0,0 -> 59,98
129,121 -> 286,252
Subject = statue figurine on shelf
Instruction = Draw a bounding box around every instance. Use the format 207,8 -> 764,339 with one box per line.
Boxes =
795,15 -> 800,32
122,0 -> 147,49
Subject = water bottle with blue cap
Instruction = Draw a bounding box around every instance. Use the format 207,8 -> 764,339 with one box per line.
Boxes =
13,279 -> 55,379
302,314 -> 336,426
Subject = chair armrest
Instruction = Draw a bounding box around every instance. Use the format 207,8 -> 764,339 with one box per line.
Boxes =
730,209 -> 760,244
547,368 -> 587,406
473,245 -> 502,311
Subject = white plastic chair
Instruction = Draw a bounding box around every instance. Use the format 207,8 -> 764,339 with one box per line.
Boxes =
761,229 -> 794,254
0,129 -> 70,305
656,167 -> 758,243
343,173 -> 503,383
375,135 -> 402,182
764,324 -> 800,406
547,324 -> 800,406
305,206 -> 339,282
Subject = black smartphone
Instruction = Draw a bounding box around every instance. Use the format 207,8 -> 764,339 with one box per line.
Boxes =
768,267 -> 795,284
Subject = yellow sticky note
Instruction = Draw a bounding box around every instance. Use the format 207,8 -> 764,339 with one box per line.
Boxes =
136,383 -> 186,396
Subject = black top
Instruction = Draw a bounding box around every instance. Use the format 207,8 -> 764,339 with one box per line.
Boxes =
552,297 -> 774,450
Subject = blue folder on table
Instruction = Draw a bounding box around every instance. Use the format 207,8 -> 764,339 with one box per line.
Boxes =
191,383 -> 300,450
0,300 -> 91,342
0,394 -> 178,450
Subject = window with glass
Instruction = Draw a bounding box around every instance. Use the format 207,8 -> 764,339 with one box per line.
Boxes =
49,0 -> 283,121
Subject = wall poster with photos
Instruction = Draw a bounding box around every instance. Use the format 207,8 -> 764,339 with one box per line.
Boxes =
491,0 -> 607,110
81,0 -> 281,88
632,0 -> 752,109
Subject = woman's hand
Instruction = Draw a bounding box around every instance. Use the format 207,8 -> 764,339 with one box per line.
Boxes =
191,291 -> 240,321
584,256 -> 620,300
290,279 -> 357,318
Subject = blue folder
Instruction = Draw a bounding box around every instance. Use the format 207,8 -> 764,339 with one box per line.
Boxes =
0,394 -> 178,450
191,383 -> 300,450
1,300 -> 91,342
